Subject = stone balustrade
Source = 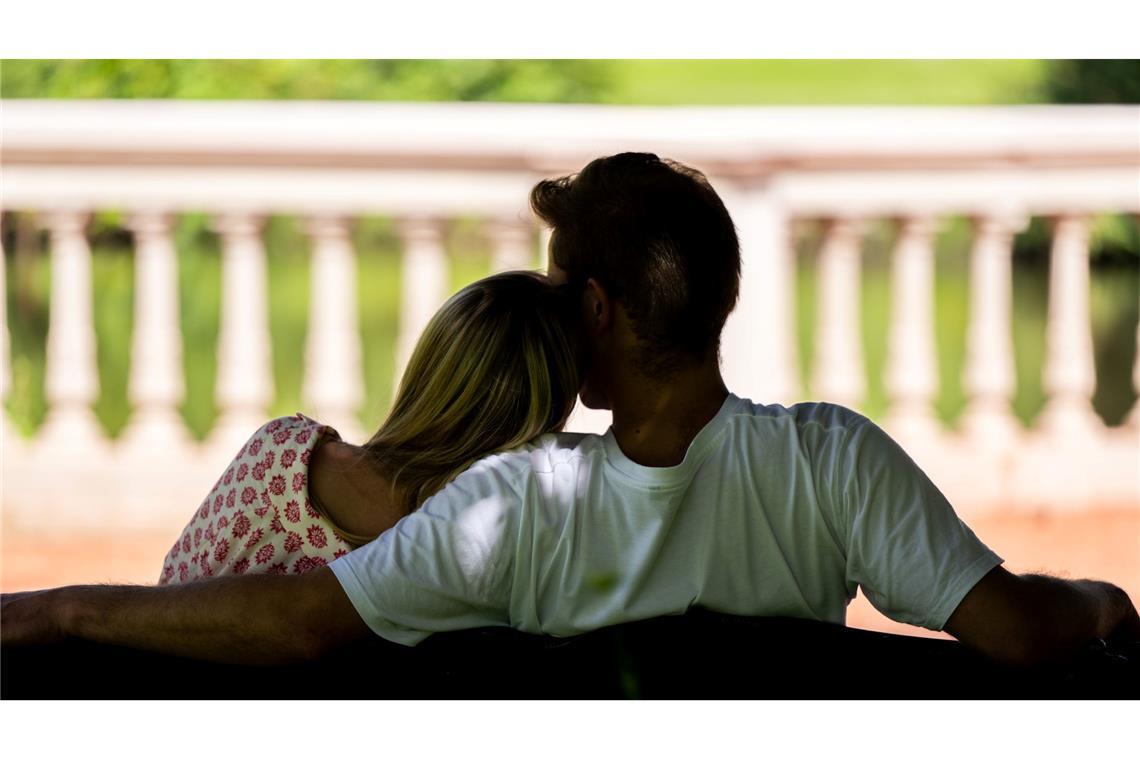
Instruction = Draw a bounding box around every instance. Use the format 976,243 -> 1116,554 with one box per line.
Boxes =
1,101 -> 1138,534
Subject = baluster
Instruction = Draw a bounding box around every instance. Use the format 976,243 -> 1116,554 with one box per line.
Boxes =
1039,215 -> 1102,439
38,211 -> 106,450
302,215 -> 365,443
395,217 -> 448,388
1129,292 -> 1140,429
120,212 -> 190,451
209,214 -> 273,453
487,219 -> 536,273
539,227 -> 554,272
883,216 -> 941,443
811,217 -> 866,409
720,183 -> 798,404
960,214 -> 1026,447
1129,213 -> 1140,431
0,231 -> 18,452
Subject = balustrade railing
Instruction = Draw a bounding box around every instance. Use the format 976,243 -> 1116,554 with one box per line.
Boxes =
2,101 -> 1138,533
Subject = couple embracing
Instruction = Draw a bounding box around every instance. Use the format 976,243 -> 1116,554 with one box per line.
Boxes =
4,153 -> 1137,666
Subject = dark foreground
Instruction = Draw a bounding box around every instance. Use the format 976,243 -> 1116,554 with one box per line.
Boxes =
3,610 -> 1138,699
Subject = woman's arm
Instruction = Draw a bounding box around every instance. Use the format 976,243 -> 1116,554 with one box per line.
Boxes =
1,567 -> 375,664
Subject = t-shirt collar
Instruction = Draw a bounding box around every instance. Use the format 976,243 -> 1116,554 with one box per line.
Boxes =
601,392 -> 742,487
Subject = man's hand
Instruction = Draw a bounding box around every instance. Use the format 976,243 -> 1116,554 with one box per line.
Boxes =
1,589 -> 68,647
945,566 -> 1140,667
1,567 -> 375,665
1104,582 -> 1140,644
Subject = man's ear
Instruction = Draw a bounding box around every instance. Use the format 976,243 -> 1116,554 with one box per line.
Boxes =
583,278 -> 612,335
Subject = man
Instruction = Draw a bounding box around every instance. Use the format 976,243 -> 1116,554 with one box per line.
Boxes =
3,153 -> 1137,667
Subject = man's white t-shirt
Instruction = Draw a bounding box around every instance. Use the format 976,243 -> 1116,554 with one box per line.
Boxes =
330,394 -> 1002,646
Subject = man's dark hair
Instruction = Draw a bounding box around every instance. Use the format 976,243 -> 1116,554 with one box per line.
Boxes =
530,152 -> 741,378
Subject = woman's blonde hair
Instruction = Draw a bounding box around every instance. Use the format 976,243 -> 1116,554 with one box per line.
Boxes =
356,270 -> 580,515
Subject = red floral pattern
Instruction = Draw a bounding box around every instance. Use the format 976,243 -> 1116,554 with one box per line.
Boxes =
291,555 -> 328,574
268,474 -> 286,496
307,524 -> 328,549
232,511 -> 251,539
157,413 -> 355,585
244,527 -> 263,549
283,531 -> 303,554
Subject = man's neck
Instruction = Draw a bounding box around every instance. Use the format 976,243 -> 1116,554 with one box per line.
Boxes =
607,361 -> 729,468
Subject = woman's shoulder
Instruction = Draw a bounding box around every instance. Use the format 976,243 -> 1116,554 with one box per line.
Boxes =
237,413 -> 342,458
308,437 -> 404,541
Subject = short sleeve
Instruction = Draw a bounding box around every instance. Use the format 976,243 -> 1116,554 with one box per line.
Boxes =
328,462 -> 520,646
836,416 -> 1003,631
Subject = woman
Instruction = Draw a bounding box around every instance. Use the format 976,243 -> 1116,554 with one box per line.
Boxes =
158,271 -> 580,584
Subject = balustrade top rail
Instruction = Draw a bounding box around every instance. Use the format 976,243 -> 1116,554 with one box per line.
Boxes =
5,101 -> 1139,167
4,102 -> 1139,218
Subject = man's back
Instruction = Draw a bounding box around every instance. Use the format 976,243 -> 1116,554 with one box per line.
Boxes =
329,394 -> 1002,645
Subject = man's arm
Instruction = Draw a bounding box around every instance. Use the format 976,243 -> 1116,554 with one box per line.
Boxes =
1,567 -> 374,665
944,565 -> 1140,667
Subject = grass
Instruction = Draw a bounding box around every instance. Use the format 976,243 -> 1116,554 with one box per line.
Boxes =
4,212 -> 1138,441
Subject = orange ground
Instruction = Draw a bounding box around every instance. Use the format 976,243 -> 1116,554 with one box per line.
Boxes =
2,510 -> 1137,639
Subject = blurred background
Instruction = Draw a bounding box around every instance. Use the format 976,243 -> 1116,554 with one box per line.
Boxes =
1,59 -> 1138,638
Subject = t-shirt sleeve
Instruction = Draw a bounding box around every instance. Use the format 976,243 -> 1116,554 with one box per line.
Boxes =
328,462 -> 519,646
834,415 -> 1003,631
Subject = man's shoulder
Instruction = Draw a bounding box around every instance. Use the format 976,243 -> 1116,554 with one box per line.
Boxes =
727,396 -> 870,435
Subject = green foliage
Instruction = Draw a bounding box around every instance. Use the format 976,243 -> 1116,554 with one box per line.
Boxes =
601,59 -> 1051,105
0,60 -> 615,102
1043,60 -> 1140,104
5,59 -> 1139,106
4,58 -> 1136,107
